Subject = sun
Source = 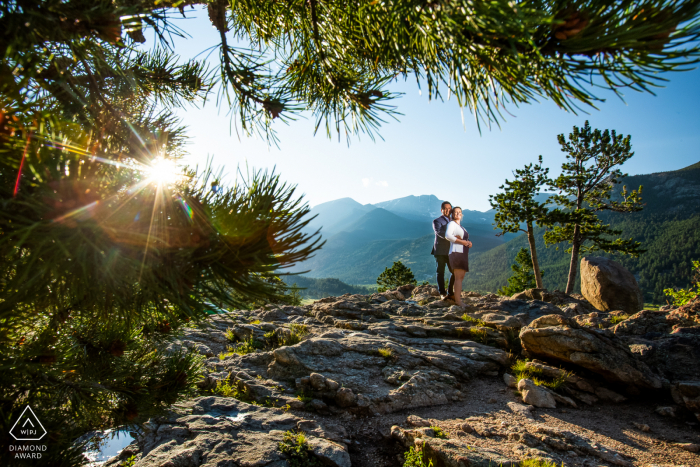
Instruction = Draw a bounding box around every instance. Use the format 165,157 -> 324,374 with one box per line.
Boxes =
145,158 -> 183,185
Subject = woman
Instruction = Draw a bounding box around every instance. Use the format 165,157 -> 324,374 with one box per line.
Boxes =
445,207 -> 473,306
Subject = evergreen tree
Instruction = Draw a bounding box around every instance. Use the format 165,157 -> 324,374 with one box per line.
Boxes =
489,156 -> 550,289
377,261 -> 417,292
545,121 -> 644,294
0,1 -> 321,464
4,1 -> 699,143
498,248 -> 544,296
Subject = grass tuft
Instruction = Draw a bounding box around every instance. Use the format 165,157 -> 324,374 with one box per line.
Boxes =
219,336 -> 264,359
461,314 -> 485,326
609,314 -> 630,325
211,375 -> 254,403
288,323 -> 309,336
224,327 -> 237,342
468,327 -> 490,344
378,347 -> 393,358
519,458 -> 560,467
278,430 -> 323,467
512,359 -> 574,392
430,426 -> 448,439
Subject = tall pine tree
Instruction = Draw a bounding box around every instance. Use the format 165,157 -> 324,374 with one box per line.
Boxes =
490,156 -> 550,289
545,121 -> 644,294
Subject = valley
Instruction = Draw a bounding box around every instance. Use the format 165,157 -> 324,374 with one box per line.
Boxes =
292,163 -> 700,303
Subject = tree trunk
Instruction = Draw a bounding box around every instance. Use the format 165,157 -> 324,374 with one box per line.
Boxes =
565,224 -> 581,294
526,222 -> 543,289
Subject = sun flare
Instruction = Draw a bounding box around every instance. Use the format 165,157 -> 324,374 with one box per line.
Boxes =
145,158 -> 183,185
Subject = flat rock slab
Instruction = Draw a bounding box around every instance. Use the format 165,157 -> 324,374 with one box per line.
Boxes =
107,397 -> 350,467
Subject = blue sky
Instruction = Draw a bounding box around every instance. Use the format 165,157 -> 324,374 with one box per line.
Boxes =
162,8 -> 700,211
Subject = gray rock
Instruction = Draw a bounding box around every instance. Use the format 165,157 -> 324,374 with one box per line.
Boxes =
672,381 -> 700,412
132,397 -> 350,467
655,406 -> 677,417
309,372 -> 327,390
595,387 -> 627,403
503,373 -> 517,388
520,314 -> 664,389
334,388 -> 356,407
580,256 -> 644,314
406,415 -> 431,427
309,399 -> 328,411
507,401 -> 534,420
518,378 -> 557,408
306,437 -> 352,467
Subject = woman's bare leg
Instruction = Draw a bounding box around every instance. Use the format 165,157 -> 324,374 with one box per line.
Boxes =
454,269 -> 466,306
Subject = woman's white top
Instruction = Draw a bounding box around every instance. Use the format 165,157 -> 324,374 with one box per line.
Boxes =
445,221 -> 467,254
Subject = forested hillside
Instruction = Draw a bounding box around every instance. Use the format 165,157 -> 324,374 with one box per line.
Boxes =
464,164 -> 700,302
294,163 -> 699,302
281,276 -> 374,298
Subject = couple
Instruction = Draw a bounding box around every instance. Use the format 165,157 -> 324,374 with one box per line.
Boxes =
431,201 -> 473,306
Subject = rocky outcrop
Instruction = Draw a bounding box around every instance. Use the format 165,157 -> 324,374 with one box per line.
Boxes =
519,315 -> 664,389
117,286 -> 700,467
580,257 -> 644,313
104,397 -> 351,467
391,414 -> 635,467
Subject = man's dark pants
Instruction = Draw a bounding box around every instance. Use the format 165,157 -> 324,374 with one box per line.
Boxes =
435,255 -> 454,296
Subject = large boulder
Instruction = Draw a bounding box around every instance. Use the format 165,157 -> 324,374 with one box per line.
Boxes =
519,315 -> 664,389
580,257 -> 643,313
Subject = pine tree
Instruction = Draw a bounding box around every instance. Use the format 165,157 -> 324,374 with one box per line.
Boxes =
498,248 -> 544,296
377,261 -> 417,292
0,1 -> 322,464
489,156 -> 550,289
545,121 -> 644,294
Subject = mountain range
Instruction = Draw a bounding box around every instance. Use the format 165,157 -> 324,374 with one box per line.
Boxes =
293,162 -> 700,303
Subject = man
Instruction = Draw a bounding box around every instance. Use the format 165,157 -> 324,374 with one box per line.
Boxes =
431,201 -> 454,300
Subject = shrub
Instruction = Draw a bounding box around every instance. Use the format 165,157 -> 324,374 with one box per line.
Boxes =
430,426 -> 448,439
664,260 -> 700,306
378,347 -> 393,358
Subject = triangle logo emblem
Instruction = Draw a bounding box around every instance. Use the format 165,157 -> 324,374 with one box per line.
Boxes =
10,406 -> 47,441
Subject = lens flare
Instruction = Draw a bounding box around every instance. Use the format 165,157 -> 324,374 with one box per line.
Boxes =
145,158 -> 183,185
